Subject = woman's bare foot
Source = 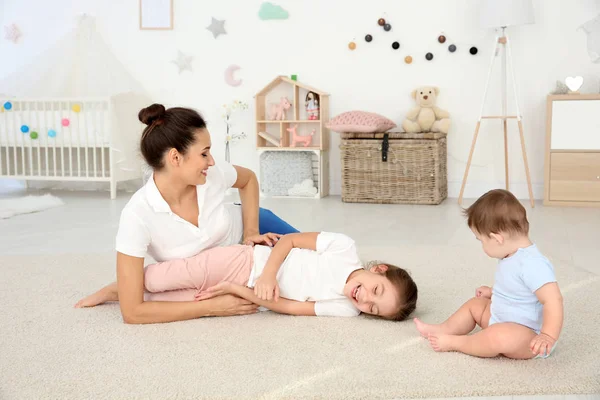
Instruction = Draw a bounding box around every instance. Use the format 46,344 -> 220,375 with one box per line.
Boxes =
414,318 -> 443,338
428,334 -> 455,352
74,283 -> 118,308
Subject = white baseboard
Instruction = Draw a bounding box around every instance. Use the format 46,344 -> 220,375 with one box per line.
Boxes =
448,181 -> 544,200
328,180 -> 544,200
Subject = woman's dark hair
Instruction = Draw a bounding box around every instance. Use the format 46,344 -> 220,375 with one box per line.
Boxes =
138,104 -> 207,170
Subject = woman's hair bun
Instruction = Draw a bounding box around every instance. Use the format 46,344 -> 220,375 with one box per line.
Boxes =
138,103 -> 166,126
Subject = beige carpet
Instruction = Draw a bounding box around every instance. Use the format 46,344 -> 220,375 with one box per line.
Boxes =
1,245 -> 599,400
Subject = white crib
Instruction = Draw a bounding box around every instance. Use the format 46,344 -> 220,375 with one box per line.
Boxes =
0,94 -> 148,198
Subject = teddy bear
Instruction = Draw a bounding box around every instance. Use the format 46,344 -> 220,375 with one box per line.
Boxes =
401,86 -> 451,134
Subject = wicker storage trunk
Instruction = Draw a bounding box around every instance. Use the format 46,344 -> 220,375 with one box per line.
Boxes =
340,132 -> 447,204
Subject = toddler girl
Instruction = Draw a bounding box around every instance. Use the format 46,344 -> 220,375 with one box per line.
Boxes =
77,232 -> 418,321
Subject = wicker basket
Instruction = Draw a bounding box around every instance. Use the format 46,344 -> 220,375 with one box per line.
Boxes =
340,132 -> 447,204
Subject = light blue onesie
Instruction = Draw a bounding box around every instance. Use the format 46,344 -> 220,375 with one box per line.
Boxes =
489,244 -> 556,335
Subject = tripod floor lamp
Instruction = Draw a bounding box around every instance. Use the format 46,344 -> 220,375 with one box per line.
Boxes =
458,0 -> 536,207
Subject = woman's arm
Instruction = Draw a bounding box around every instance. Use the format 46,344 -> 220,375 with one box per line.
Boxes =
116,252 -> 258,324
232,165 -> 260,242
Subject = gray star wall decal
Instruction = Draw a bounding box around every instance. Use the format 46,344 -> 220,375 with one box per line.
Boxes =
206,17 -> 226,39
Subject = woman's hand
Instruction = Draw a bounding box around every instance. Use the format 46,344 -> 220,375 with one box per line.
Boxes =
243,232 -> 282,247
205,294 -> 259,317
195,282 -> 258,316
475,285 -> 492,299
254,273 -> 280,302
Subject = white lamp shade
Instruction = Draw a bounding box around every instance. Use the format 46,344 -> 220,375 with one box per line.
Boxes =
479,0 -> 535,28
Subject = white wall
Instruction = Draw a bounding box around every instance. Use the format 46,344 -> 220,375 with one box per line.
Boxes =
1,0 -> 599,198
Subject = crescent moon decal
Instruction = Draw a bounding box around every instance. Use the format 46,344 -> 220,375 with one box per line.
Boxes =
224,64 -> 242,87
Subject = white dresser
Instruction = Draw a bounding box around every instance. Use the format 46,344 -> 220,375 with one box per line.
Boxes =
544,94 -> 600,207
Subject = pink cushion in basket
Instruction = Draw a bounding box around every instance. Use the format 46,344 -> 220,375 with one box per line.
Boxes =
326,111 -> 396,133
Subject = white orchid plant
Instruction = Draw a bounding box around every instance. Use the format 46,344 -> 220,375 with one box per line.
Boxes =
222,100 -> 249,144
221,100 -> 249,162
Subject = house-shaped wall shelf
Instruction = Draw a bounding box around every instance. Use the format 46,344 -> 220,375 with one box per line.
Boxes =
254,76 -> 330,150
254,76 -> 330,198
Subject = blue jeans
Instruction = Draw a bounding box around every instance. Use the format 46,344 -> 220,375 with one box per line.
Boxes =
259,207 -> 299,235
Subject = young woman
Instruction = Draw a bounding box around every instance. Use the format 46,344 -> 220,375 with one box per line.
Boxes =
78,104 -> 298,324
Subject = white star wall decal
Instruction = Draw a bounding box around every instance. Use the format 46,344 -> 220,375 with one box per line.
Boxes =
172,50 -> 194,74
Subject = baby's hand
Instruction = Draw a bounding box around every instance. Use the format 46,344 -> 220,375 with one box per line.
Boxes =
530,333 -> 556,357
254,273 -> 280,302
475,285 -> 492,299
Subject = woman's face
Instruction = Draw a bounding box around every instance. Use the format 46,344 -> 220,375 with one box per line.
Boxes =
178,129 -> 215,185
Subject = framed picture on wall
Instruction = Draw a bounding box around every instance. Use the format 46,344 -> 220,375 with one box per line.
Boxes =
139,0 -> 173,30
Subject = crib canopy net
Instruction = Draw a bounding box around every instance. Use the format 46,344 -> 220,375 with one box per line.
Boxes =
0,14 -> 146,98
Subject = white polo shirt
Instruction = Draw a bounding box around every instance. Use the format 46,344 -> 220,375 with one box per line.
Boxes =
115,161 -> 244,262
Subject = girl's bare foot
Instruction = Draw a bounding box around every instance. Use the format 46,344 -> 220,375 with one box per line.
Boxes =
74,284 -> 118,308
414,318 -> 443,338
428,334 -> 454,352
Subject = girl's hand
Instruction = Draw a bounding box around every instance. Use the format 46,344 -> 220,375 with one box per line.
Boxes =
195,282 -> 235,301
243,233 -> 282,247
530,333 -> 556,357
254,273 -> 280,302
475,286 -> 492,299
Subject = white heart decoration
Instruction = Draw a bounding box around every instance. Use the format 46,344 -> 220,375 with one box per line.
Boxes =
565,76 -> 583,92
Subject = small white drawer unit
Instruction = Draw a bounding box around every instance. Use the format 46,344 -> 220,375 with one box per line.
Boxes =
544,94 -> 600,207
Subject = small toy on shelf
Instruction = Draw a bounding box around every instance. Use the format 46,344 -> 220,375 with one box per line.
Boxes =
288,178 -> 318,197
305,91 -> 320,120
288,125 -> 314,147
268,96 -> 292,120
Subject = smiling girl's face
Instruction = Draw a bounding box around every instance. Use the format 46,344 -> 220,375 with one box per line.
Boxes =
343,265 -> 400,317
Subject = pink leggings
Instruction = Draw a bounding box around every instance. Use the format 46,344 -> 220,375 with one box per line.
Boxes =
143,245 -> 254,302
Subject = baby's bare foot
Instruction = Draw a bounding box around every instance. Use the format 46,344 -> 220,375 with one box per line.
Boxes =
428,334 -> 454,352
74,287 -> 118,308
414,318 -> 441,338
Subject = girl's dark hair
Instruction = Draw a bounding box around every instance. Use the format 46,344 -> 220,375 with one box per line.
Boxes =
138,104 -> 207,170
366,262 -> 418,321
